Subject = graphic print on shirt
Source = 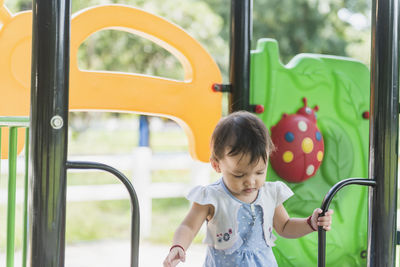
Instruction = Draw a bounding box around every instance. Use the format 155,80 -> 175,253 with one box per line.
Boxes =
217,228 -> 233,242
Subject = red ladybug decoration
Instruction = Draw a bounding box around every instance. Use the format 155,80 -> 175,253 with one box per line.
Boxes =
270,98 -> 324,183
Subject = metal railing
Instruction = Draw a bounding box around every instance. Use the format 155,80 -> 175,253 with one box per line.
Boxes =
318,178 -> 377,267
0,116 -> 30,267
66,161 -> 140,267
1,117 -> 140,267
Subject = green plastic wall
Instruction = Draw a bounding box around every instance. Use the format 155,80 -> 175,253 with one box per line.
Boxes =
250,38 -> 370,266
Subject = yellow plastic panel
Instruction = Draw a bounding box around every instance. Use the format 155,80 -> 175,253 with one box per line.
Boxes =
0,3 -> 222,161
0,3 -> 32,159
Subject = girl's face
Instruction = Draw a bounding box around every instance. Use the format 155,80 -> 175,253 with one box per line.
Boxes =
211,152 -> 268,203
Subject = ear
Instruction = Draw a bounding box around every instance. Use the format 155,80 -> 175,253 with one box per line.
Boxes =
210,157 -> 221,173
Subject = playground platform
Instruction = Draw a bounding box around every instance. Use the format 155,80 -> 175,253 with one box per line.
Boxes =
0,240 -> 207,267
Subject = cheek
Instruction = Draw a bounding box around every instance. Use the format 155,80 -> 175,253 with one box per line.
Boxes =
256,176 -> 266,185
229,178 -> 241,188
224,176 -> 239,188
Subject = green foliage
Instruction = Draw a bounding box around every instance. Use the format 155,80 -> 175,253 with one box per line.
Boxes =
73,0 -> 227,80
4,0 -> 31,11
6,0 -> 370,78
203,0 -> 370,64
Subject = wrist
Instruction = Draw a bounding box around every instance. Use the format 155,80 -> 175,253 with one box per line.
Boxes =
170,244 -> 185,253
307,215 -> 317,231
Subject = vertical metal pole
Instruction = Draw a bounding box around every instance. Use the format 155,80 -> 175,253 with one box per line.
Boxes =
6,127 -> 18,267
22,128 -> 30,267
229,0 -> 252,112
368,0 -> 399,266
139,115 -> 149,147
28,0 -> 70,266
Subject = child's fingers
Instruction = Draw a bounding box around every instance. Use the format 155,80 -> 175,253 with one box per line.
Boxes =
316,209 -> 334,216
319,210 -> 334,223
317,211 -> 333,231
163,250 -> 179,267
164,257 -> 180,267
178,248 -> 186,262
163,255 -> 170,267
322,225 -> 331,231
312,208 -> 321,217
324,209 -> 334,216
170,253 -> 185,267
171,259 -> 182,266
163,254 -> 175,267
163,257 -> 171,267
164,247 -> 185,267
311,208 -> 334,231
318,217 -> 331,225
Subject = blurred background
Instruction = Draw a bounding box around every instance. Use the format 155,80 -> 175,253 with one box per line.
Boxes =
0,0 -> 374,266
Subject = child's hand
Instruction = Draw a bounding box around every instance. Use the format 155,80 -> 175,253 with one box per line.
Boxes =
311,208 -> 333,231
163,246 -> 186,267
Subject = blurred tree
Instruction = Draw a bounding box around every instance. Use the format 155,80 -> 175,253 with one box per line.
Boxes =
203,0 -> 371,64
5,0 -> 371,124
73,0 -> 227,80
5,0 -> 371,76
5,0 -> 227,136
5,0 -> 227,79
4,0 -> 31,11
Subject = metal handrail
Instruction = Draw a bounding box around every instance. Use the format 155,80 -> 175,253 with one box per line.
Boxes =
0,117 -> 30,127
318,178 -> 376,267
66,161 -> 140,267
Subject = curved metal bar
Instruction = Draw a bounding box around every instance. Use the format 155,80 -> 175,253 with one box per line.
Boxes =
318,178 -> 376,267
65,161 -> 140,267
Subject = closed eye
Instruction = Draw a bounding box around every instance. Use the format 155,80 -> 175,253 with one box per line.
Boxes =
232,174 -> 244,178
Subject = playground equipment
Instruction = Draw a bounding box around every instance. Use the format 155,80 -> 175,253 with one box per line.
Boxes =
0,0 -> 398,266
0,0 -> 222,162
252,39 -> 371,265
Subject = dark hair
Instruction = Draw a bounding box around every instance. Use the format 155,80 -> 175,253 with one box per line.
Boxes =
211,111 -> 275,163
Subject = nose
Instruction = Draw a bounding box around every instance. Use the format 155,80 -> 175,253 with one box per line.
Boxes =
244,175 -> 256,187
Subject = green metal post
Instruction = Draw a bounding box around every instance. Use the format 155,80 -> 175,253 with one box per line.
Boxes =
6,127 -> 18,267
22,128 -> 29,267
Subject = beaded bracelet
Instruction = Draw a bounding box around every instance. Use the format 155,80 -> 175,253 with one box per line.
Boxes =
307,215 -> 317,231
170,244 -> 185,253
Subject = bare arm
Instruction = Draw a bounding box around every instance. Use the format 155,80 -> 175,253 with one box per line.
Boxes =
273,205 -> 333,239
172,202 -> 210,249
163,202 -> 211,267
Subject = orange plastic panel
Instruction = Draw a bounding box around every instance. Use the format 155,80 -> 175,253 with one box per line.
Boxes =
0,3 -> 32,159
0,3 -> 222,161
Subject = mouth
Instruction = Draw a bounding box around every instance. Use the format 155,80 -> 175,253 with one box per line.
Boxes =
243,188 -> 256,194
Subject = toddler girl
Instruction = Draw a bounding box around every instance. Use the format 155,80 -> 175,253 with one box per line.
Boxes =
163,111 -> 333,267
